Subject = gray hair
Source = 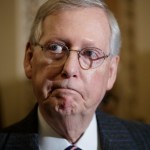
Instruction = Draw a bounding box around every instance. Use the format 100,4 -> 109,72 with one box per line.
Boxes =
29,0 -> 121,55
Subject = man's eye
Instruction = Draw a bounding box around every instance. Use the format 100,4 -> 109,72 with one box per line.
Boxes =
45,43 -> 63,53
82,49 -> 98,59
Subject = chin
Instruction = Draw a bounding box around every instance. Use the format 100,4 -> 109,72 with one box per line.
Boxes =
55,103 -> 79,116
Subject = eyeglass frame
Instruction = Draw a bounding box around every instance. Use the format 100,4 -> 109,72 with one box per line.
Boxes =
33,42 -> 110,70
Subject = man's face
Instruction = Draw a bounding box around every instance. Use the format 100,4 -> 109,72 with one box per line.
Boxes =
24,7 -> 119,118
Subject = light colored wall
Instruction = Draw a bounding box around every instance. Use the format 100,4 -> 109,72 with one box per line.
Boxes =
114,0 -> 150,122
0,0 -> 18,126
135,0 -> 150,52
134,0 -> 150,123
0,0 -> 17,82
0,0 -> 35,127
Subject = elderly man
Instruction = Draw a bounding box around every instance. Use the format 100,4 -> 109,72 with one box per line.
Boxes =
1,0 -> 150,150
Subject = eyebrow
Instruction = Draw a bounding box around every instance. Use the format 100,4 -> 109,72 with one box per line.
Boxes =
41,35 -> 99,49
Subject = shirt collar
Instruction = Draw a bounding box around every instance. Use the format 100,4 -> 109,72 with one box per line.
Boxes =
38,107 -> 99,150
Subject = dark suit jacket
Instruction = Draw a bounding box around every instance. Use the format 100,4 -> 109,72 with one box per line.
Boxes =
1,105 -> 150,150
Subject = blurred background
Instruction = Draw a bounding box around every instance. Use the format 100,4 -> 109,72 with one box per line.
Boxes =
0,0 -> 150,129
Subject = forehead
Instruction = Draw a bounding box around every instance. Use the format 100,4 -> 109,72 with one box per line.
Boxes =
41,7 -> 110,48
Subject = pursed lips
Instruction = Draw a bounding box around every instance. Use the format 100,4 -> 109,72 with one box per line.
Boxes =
50,84 -> 82,98
51,86 -> 76,94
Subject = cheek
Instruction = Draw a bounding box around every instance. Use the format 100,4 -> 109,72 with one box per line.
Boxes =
85,69 -> 109,108
31,56 -> 63,100
32,53 -> 61,77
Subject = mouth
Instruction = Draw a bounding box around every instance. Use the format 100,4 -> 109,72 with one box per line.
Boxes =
50,86 -> 77,95
45,80 -> 84,100
49,82 -> 81,98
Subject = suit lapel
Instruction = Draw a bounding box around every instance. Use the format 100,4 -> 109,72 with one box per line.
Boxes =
4,134 -> 39,150
96,111 -> 138,150
1,104 -> 39,150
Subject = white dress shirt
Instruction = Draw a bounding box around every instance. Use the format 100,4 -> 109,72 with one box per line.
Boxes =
38,108 -> 100,150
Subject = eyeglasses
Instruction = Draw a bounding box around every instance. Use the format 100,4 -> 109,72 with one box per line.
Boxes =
35,42 -> 110,70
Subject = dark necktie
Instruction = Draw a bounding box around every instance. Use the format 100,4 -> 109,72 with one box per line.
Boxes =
64,145 -> 82,150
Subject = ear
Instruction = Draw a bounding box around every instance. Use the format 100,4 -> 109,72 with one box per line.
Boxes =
107,55 -> 120,90
24,42 -> 33,79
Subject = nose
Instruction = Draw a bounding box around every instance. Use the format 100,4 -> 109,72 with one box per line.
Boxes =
61,51 -> 80,78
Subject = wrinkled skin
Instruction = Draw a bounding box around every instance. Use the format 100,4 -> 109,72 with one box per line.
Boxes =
24,7 -> 119,143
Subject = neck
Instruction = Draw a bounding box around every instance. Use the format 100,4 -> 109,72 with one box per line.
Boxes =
40,108 -> 94,143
